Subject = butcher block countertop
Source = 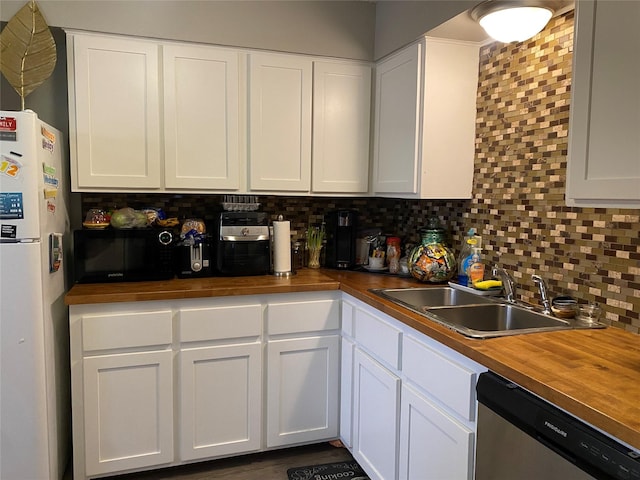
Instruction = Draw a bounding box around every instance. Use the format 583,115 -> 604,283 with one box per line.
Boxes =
65,268 -> 640,450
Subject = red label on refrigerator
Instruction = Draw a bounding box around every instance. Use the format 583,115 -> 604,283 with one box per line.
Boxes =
0,117 -> 17,131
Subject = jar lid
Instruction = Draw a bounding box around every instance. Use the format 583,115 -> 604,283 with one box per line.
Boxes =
386,236 -> 401,244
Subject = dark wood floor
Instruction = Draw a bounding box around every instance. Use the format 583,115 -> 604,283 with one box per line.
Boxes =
69,442 -> 355,480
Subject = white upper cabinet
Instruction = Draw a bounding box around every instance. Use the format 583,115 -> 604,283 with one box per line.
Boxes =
372,38 -> 479,199
67,31 -> 372,195
312,61 -> 371,194
248,53 -> 313,192
566,0 -> 640,208
163,44 -> 241,190
68,33 -> 161,190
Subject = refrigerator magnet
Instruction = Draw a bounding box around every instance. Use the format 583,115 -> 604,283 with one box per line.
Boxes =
1,155 -> 22,179
43,187 -> 57,199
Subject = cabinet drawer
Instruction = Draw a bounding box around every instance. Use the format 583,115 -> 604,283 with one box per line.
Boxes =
267,299 -> 339,335
179,304 -> 262,342
354,308 -> 401,370
82,310 -> 172,352
402,335 -> 478,422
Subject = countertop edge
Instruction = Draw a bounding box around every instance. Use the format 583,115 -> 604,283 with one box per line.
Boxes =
64,269 -> 640,450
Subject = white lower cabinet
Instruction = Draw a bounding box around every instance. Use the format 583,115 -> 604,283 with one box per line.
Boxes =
352,348 -> 401,480
179,343 -> 262,460
70,291 -> 340,479
399,384 -> 473,480
340,293 -> 486,480
70,290 -> 486,479
266,336 -> 340,447
177,301 -> 263,461
70,306 -> 174,479
83,351 -> 174,477
265,293 -> 341,447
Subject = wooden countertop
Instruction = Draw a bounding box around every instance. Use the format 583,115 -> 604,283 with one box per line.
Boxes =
65,268 -> 640,450
64,268 -> 340,305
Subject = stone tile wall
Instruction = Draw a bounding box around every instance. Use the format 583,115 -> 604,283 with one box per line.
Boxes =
81,9 -> 639,333
471,11 -> 639,333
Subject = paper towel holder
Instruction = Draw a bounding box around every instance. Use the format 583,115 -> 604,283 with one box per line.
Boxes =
272,215 -> 295,278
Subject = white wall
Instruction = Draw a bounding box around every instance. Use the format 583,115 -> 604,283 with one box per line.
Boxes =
0,0 -> 376,60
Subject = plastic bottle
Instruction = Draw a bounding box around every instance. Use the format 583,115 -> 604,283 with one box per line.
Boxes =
457,229 -> 481,284
386,236 -> 401,274
467,247 -> 485,286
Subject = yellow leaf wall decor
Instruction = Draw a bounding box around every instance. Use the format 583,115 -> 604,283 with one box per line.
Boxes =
0,0 -> 57,110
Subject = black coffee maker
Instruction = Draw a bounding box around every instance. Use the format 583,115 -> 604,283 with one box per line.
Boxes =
325,210 -> 358,269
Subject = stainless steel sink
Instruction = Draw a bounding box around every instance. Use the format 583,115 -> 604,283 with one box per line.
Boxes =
370,287 -> 604,339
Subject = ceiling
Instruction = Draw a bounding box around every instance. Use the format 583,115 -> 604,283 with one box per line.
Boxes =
427,0 -> 575,44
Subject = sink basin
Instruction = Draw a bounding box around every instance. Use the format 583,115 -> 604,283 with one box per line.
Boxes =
370,287 -> 603,339
426,304 -> 572,338
372,287 -> 496,308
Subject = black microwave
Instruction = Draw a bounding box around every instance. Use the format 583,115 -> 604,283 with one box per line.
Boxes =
73,228 -> 175,283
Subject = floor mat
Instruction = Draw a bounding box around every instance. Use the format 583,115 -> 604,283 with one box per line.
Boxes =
287,460 -> 370,480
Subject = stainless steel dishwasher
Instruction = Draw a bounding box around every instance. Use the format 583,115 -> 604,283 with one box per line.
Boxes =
475,372 -> 640,480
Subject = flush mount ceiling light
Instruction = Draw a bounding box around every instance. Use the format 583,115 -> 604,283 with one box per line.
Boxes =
471,1 -> 556,43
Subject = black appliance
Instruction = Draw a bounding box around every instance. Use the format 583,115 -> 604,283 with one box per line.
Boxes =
476,371 -> 640,480
175,235 -> 213,278
325,210 -> 358,269
73,228 -> 175,283
215,211 -> 270,276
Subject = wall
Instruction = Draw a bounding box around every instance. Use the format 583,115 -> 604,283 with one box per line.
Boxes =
0,0 -> 376,61
373,0 -> 478,59
471,11 -> 639,334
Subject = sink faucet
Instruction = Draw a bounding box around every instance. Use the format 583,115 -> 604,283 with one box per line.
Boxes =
531,274 -> 553,315
492,266 -> 516,303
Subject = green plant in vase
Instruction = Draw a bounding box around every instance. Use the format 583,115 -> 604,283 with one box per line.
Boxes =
306,225 -> 325,269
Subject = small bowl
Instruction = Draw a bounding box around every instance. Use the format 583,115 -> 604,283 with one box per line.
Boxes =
551,304 -> 578,319
551,296 -> 578,319
577,303 -> 602,324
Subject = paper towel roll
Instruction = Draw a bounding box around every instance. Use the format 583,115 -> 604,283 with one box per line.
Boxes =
273,220 -> 291,273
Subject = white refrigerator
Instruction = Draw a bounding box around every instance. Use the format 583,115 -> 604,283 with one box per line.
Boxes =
0,110 -> 70,479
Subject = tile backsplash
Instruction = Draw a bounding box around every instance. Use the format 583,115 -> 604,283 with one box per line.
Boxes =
82,10 -> 639,333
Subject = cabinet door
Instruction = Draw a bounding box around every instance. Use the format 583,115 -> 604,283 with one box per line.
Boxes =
248,53 -> 312,191
312,61 -> 371,193
399,384 -> 474,480
566,0 -> 640,208
70,33 -> 161,190
180,343 -> 262,460
83,351 -> 173,476
372,43 -> 421,194
163,44 -> 240,190
340,336 -> 355,448
352,348 -> 400,480
266,335 -> 340,447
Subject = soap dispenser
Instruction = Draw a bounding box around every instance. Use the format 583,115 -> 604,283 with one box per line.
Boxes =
457,228 -> 481,285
